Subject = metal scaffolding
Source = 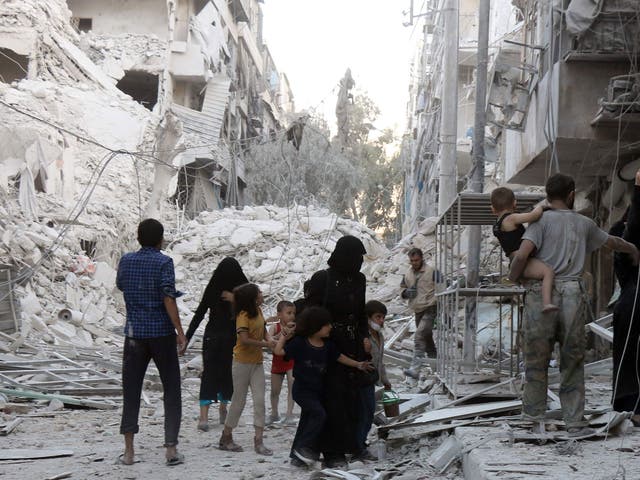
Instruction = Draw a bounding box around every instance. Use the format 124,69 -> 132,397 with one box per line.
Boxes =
435,192 -> 543,397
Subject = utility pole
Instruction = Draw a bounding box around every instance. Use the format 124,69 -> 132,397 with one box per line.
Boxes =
437,0 -> 459,215
463,0 -> 490,364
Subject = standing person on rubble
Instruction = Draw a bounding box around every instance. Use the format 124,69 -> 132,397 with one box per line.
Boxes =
184,257 -> 248,431
116,218 -> 186,466
610,167 -> 640,425
303,235 -> 370,468
219,283 -> 276,455
509,173 -> 639,437
400,247 -> 440,379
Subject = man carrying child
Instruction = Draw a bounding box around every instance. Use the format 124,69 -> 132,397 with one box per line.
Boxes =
509,173 -> 639,436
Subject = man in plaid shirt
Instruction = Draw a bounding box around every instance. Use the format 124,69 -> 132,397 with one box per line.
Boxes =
116,218 -> 187,466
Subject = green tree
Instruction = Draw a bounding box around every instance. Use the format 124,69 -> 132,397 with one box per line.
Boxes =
245,91 -> 400,240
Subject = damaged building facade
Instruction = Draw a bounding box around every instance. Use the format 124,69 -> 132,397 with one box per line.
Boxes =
402,0 -> 640,311
64,0 -> 296,215
0,0 -> 295,335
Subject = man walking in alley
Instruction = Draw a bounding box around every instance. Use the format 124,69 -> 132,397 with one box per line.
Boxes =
509,174 -> 639,436
116,218 -> 187,466
401,247 -> 439,379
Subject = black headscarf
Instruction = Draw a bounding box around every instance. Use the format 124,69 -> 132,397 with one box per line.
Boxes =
327,235 -> 366,275
202,257 -> 248,309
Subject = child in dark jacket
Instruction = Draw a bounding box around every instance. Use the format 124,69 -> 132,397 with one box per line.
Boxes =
274,306 -> 372,467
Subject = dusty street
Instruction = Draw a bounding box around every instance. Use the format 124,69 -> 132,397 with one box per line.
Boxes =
0,356 -> 458,480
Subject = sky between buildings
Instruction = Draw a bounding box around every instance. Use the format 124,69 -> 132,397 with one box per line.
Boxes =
261,0 -> 417,136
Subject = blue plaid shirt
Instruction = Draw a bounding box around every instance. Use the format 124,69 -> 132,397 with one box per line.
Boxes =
117,247 -> 183,339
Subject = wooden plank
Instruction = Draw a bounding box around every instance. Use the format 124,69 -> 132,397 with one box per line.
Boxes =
484,467 -> 545,474
41,387 -> 122,396
595,313 -> 613,327
435,377 -> 518,411
0,449 -> 73,461
53,352 -> 117,379
383,351 -> 410,367
384,320 -> 412,350
45,473 -> 73,480
547,389 -> 561,410
0,387 -> 117,410
0,417 -> 22,436
384,348 -> 413,361
397,394 -> 431,417
20,377 -> 120,386
548,358 -> 612,384
379,400 -> 522,433
588,322 -> 613,343
0,367 -> 96,374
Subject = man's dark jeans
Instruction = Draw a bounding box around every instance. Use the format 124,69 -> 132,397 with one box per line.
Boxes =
120,334 -> 181,446
415,306 -> 437,358
290,385 -> 326,458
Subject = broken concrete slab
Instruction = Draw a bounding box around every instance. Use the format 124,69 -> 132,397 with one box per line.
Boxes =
380,400 -> 522,434
0,448 -> 73,461
428,435 -> 462,473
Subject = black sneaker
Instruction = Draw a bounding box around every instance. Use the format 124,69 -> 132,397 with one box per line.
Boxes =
293,447 -> 318,466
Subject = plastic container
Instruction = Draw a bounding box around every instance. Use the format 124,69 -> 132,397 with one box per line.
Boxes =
382,389 -> 400,417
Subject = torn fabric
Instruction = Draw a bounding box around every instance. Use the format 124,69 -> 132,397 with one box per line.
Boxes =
565,0 -> 604,36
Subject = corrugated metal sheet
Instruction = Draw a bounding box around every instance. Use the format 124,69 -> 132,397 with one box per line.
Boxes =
439,192 -> 545,226
172,74 -> 231,144
202,74 -> 231,138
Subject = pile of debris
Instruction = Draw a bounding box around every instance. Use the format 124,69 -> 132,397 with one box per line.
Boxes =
164,204 -> 395,315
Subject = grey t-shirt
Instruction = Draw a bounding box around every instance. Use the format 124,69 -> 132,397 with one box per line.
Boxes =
522,209 -> 608,277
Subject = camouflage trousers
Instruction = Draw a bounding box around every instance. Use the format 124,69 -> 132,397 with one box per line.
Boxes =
522,279 -> 588,428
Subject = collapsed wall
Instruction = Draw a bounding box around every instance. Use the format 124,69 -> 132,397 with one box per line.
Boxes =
0,199 -> 412,352
0,0 -> 442,356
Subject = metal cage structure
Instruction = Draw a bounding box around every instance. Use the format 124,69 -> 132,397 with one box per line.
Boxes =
435,192 -> 544,398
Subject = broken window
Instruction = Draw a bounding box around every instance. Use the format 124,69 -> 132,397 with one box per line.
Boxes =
78,18 -> 93,32
0,47 -> 28,84
71,17 -> 93,32
173,161 -> 218,217
80,239 -> 97,258
33,170 -> 46,193
116,71 -> 159,110
172,80 -> 206,111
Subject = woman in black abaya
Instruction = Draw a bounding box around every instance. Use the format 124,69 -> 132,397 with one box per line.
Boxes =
185,257 -> 248,430
303,235 -> 369,467
611,168 -> 640,425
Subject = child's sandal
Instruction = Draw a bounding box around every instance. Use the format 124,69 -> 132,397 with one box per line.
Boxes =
254,438 -> 273,456
219,433 -> 243,452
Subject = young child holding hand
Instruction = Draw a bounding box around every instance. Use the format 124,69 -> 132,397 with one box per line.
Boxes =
491,187 -> 557,313
268,300 -> 296,424
274,306 -> 373,467
219,283 -> 276,455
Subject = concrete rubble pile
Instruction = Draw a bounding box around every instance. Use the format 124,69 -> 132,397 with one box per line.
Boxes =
0,196 -> 425,352
0,0 -> 433,359
164,204 -> 398,315
79,32 -> 167,83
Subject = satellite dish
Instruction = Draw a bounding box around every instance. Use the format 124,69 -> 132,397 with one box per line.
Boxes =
618,158 -> 640,181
